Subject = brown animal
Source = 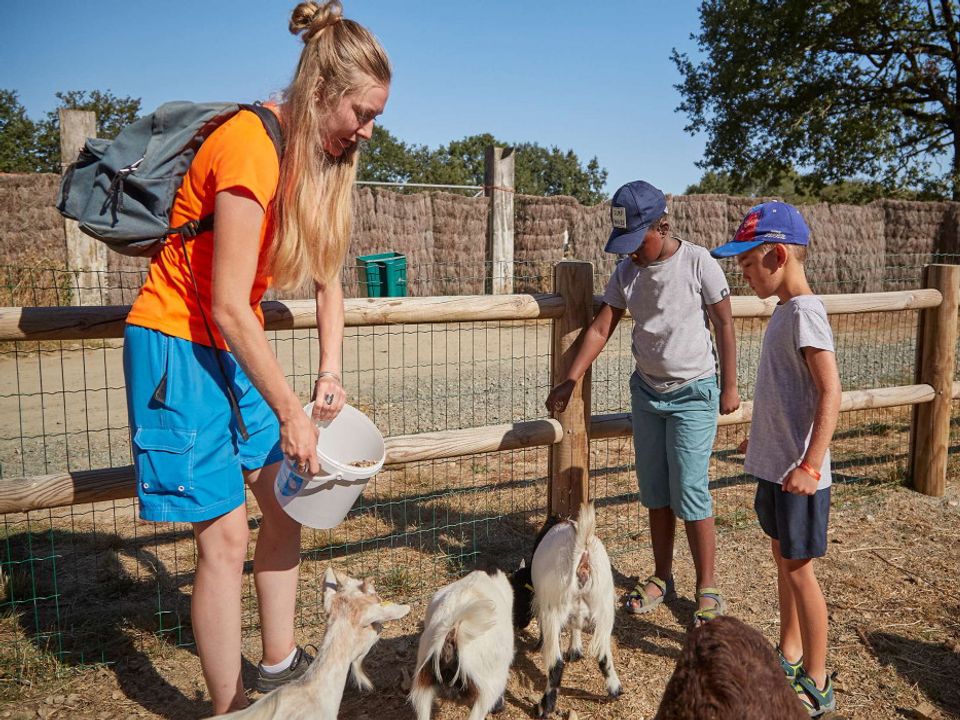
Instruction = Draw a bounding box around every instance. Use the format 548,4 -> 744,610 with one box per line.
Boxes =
654,616 -> 806,720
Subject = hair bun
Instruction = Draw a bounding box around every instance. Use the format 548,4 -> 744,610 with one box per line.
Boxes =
289,0 -> 343,43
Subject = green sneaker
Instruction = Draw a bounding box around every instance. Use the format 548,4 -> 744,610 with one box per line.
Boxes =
255,645 -> 315,693
777,645 -> 802,682
793,669 -> 836,717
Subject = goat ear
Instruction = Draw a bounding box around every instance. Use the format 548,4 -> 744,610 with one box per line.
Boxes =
360,577 -> 377,595
364,601 -> 411,625
323,567 -> 339,612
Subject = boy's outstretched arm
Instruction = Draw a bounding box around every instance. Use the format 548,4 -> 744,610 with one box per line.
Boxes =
705,297 -> 741,415
545,303 -> 624,413
782,347 -> 842,495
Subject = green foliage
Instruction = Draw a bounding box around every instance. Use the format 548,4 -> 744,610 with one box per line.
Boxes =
0,90 -> 38,173
0,88 -> 141,173
685,169 -> 941,204
34,90 -> 141,172
359,127 -> 609,205
673,1 -> 960,200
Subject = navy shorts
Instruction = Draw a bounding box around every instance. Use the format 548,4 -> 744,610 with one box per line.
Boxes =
754,479 -> 831,560
124,325 -> 283,523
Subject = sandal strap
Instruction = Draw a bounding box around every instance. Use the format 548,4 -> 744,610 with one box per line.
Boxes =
643,575 -> 668,594
794,672 -> 832,710
628,575 -> 669,598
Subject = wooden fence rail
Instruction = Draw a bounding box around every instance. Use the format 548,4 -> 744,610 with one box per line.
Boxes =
1,262 -> 957,517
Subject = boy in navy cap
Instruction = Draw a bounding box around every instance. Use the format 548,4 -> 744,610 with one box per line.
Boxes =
546,180 -> 740,627
711,201 -> 841,717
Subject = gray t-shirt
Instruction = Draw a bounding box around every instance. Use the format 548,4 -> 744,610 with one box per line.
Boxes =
602,240 -> 730,392
745,295 -> 836,489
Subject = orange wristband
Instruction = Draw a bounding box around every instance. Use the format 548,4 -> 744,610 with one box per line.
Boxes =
798,460 -> 821,481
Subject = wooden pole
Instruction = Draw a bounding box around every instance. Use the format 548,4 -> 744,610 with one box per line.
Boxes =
0,418 -> 564,514
60,109 -> 106,307
484,146 -> 515,295
909,264 -> 960,496
548,260 -> 594,517
0,293 -> 568,341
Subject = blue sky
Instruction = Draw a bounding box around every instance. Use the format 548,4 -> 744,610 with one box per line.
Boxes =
1,1 -> 708,198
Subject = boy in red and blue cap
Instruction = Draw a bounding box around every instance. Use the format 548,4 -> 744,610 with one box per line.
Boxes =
711,201 -> 841,717
546,180 -> 740,627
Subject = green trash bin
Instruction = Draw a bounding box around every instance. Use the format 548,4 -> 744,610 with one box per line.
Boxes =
357,252 -> 407,298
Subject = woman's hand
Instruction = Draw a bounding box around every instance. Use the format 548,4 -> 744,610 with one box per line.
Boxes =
311,374 -> 346,423
545,380 -> 576,413
281,409 -> 321,476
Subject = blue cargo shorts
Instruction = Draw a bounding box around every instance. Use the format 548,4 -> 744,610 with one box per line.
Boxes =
123,325 -> 283,523
630,372 -> 719,521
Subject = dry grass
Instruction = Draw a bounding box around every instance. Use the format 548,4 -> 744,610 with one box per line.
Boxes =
1,408 -> 958,719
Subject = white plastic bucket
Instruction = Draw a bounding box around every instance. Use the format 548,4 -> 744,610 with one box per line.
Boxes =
274,402 -> 385,529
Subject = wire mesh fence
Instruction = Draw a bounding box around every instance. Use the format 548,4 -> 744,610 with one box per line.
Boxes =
1,254 -> 957,685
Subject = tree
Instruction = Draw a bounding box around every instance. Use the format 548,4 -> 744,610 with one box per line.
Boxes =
0,90 -> 38,173
684,168 -> 923,204
673,1 -> 960,200
34,90 -> 141,172
359,129 -> 609,205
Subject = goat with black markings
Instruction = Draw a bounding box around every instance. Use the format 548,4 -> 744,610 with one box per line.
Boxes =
512,502 -> 621,718
225,568 -> 410,720
409,568 -> 514,720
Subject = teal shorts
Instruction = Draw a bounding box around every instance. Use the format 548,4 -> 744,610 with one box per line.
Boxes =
123,325 -> 283,523
630,372 -> 719,521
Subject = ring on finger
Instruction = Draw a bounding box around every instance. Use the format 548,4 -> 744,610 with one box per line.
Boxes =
323,393 -> 335,405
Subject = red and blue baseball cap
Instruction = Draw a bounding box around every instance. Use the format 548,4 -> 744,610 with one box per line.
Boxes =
710,201 -> 810,258
604,180 -> 668,254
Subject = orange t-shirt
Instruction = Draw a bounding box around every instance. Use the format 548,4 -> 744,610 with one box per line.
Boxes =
126,106 -> 281,350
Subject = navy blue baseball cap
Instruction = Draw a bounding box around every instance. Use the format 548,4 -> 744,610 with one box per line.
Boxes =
604,180 -> 668,254
710,201 -> 810,258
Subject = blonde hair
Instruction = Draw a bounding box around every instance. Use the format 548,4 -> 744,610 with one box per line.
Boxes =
760,242 -> 807,263
271,0 -> 391,291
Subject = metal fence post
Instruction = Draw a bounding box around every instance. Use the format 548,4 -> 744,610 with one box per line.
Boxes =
548,260 -> 594,517
910,263 -> 960,496
484,146 -> 514,295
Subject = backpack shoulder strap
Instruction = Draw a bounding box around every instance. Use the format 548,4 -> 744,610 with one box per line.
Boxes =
239,102 -> 284,159
176,102 -> 284,238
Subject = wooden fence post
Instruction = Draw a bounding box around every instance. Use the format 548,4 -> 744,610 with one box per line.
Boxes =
548,260 -> 594,517
60,109 -> 107,306
910,263 -> 960,496
484,146 -> 514,295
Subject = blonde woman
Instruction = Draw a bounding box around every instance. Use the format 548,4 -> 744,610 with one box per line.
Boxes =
122,1 -> 390,713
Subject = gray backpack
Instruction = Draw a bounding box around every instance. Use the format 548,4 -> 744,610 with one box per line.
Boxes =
56,101 -> 283,440
57,101 -> 283,256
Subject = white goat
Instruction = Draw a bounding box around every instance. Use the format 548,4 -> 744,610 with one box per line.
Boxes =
529,502 -> 621,718
225,567 -> 410,720
409,568 -> 514,720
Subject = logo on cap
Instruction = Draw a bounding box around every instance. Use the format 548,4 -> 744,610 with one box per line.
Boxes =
611,206 -> 627,229
735,210 -> 761,241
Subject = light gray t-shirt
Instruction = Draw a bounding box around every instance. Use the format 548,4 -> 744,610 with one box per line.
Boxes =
745,295 -> 836,489
602,240 -> 730,392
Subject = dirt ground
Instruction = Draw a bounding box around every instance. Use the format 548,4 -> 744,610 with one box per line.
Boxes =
2,473 -> 958,720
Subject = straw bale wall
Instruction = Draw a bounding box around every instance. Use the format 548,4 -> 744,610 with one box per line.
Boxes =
429,192 -> 488,295
0,174 -> 65,268
515,195 -> 576,292
1,173 -> 958,301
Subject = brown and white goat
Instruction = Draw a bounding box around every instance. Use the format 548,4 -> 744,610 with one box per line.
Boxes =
514,502 -> 621,718
654,615 -> 806,720
225,568 -> 410,720
409,568 -> 514,720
